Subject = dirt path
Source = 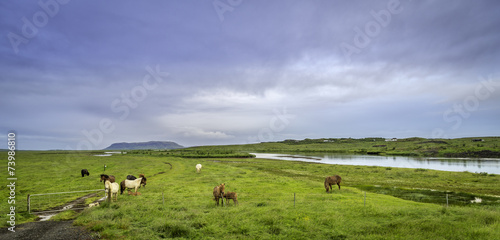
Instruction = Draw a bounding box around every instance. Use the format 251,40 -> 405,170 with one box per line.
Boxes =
0,220 -> 98,240
0,192 -> 103,239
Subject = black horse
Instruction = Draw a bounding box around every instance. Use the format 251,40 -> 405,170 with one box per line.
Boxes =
126,175 -> 137,180
81,169 -> 90,177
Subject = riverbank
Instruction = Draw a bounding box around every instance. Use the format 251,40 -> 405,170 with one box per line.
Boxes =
183,136 -> 500,158
251,152 -> 500,174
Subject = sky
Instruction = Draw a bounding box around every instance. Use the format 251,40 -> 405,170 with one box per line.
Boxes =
1,0 -> 500,150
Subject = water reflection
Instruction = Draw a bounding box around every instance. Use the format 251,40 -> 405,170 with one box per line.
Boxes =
252,153 -> 500,174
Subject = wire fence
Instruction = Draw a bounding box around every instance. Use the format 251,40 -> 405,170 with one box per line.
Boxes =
28,189 -> 105,214
27,188 -> 497,214
152,190 -> 497,208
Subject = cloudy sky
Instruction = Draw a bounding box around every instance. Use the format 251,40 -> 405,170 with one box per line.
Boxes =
1,0 -> 500,150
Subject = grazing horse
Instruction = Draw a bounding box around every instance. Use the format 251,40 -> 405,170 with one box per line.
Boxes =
81,169 -> 89,177
105,180 -> 119,202
196,164 -> 202,173
223,191 -> 238,205
120,177 -> 146,195
126,174 -> 147,187
324,175 -> 342,193
213,183 -> 225,206
100,174 -> 115,186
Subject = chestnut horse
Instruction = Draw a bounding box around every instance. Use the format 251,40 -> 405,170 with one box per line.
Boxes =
100,174 -> 115,186
223,191 -> 238,205
324,175 -> 342,193
213,183 -> 225,206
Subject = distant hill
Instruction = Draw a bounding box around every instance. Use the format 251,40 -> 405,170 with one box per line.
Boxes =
103,141 -> 184,150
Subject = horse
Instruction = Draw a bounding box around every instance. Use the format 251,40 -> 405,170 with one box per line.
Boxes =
196,164 -> 202,173
126,175 -> 136,180
126,174 -> 147,187
324,175 -> 342,193
223,191 -> 238,205
120,177 -> 146,195
213,183 -> 225,206
105,180 -> 119,202
100,174 -> 115,186
81,169 -> 89,177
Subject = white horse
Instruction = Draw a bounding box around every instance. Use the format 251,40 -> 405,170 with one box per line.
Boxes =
120,177 -> 146,195
196,164 -> 202,173
105,180 -> 119,202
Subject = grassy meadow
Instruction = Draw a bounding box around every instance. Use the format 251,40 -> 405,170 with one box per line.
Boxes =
1,149 -> 499,239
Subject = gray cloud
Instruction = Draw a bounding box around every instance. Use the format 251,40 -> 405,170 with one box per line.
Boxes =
1,0 -> 500,149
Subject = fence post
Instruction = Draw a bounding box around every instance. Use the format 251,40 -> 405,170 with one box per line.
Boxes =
364,192 -> 366,207
27,194 -> 31,214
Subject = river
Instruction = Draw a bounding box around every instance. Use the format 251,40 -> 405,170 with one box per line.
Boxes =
252,153 -> 500,174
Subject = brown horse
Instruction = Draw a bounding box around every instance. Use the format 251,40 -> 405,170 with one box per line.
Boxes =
100,174 -> 115,186
213,183 -> 225,206
223,191 -> 238,205
324,175 -> 342,193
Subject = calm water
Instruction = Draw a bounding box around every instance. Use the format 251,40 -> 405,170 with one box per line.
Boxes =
252,153 -> 500,174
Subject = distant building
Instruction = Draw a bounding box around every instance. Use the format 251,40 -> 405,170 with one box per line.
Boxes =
385,138 -> 398,142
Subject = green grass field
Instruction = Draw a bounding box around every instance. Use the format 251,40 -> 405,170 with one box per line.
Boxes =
1,149 -> 499,239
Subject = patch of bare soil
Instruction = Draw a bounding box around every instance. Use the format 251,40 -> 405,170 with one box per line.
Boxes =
0,220 -> 98,240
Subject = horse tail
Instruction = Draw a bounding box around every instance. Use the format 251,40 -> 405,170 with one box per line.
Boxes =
120,180 -> 125,194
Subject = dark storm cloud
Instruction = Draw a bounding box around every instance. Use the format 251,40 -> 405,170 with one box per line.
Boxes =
1,0 -> 499,149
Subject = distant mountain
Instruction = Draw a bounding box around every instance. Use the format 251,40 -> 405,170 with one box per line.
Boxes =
103,141 -> 184,150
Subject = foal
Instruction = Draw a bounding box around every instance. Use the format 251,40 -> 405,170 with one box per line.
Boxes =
223,191 -> 238,205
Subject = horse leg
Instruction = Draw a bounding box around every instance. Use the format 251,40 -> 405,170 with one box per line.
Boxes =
337,182 -> 341,190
